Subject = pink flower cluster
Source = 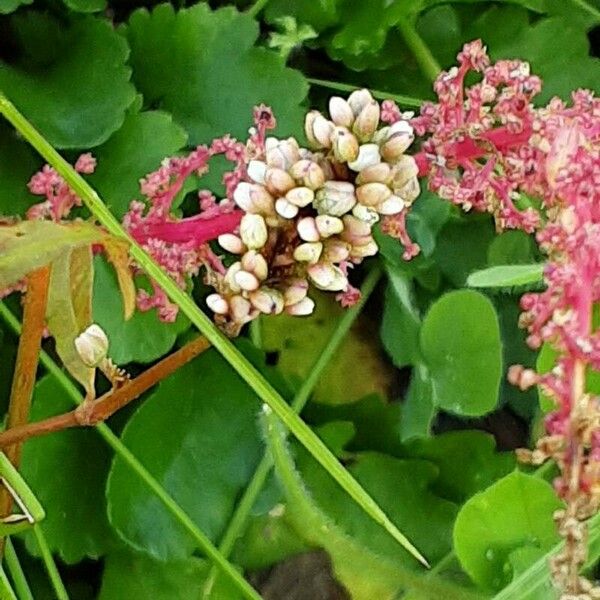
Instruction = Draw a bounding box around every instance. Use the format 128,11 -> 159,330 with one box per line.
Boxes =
417,40 -> 600,595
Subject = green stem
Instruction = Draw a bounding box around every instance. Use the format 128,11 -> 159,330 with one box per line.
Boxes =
0,563 -> 17,600
4,539 -> 33,600
33,526 -> 68,600
0,304 -> 261,600
246,0 -> 270,19
307,77 -> 425,108
570,0 -> 600,21
396,16 -> 441,83
0,92 -> 426,566
204,266 -> 382,597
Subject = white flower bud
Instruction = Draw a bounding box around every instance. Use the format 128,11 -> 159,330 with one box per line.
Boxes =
230,295 -> 252,322
265,138 -> 300,170
332,127 -> 359,163
218,233 -> 245,254
378,195 -> 406,215
234,270 -> 260,291
353,101 -> 380,142
314,181 -> 356,216
241,250 -> 268,281
356,182 -> 392,207
275,198 -> 299,219
380,120 -> 414,162
347,89 -> 374,117
286,186 -> 314,208
307,263 -> 348,291
240,214 -> 268,250
225,262 -> 243,293
350,240 -> 378,258
247,160 -> 267,184
315,214 -> 344,237
391,155 -> 419,189
305,111 -> 334,148
286,296 -> 315,316
355,162 -> 391,186
329,97 -> 354,127
351,203 -> 380,225
74,324 -> 109,368
293,242 -> 323,264
250,287 -> 284,315
233,182 -> 274,214
348,143 -> 381,172
283,278 -> 309,306
343,214 -> 372,237
264,167 -> 295,194
289,159 -> 326,190
206,293 -> 229,315
297,217 -> 321,242
395,176 -> 420,204
323,239 -> 350,262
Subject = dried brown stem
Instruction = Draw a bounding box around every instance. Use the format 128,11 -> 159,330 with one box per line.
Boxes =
0,267 -> 51,544
0,335 -> 211,448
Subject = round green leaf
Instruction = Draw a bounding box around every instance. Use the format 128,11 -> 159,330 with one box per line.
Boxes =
420,290 -> 502,416
106,350 -> 263,561
0,0 -> 31,14
453,471 -> 562,591
20,376 -> 116,563
88,111 -> 188,218
123,3 -> 308,144
0,14 -> 136,148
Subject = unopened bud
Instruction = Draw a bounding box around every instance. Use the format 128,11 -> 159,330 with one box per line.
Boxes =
394,176 -> 420,203
283,279 -> 309,306
225,262 -> 243,293
356,182 -> 392,207
323,239 -> 350,262
391,155 -> 419,189
348,143 -> 381,172
293,242 -> 323,264
247,160 -> 267,184
241,250 -> 268,280
343,214 -> 372,237
286,186 -> 314,208
250,287 -> 284,315
275,197 -> 299,219
305,111 -> 334,148
314,181 -> 356,216
286,296 -> 315,316
350,240 -> 378,258
265,138 -> 300,170
347,89 -> 374,117
74,324 -> 109,368
218,233 -> 245,254
315,214 -> 344,237
297,217 -> 321,242
378,195 -> 405,215
353,101 -> 380,142
356,161 -> 391,184
332,127 -> 359,162
351,203 -> 380,225
264,167 -> 295,194
206,293 -> 229,315
307,263 -> 347,291
379,121 -> 414,162
240,214 -> 268,249
289,159 -> 326,190
329,97 -> 354,128
233,182 -> 274,214
230,295 -> 252,322
234,270 -> 260,291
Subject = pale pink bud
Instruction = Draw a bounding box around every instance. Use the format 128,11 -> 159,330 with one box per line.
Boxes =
289,159 -> 326,190
225,262 -> 243,293
286,186 -> 314,208
250,287 -> 284,315
247,160 -> 267,184
315,214 -> 344,237
348,143 -> 381,172
329,97 -> 354,128
293,242 -> 323,264
275,197 -> 299,219
307,263 -> 347,291
350,239 -> 378,258
240,214 -> 268,249
314,181 -> 356,216
234,270 -> 260,291
206,293 -> 229,315
305,111 -> 334,148
343,214 -> 372,237
323,240 -> 350,262
356,182 -> 392,207
241,250 -> 268,280
286,296 -> 315,316
265,137 -> 301,170
394,176 -> 420,204
264,167 -> 295,194
230,295 -> 252,322
352,204 -> 380,225
356,161 -> 391,184
353,101 -> 380,142
391,155 -> 419,189
218,233 -> 245,254
233,182 -> 274,214
74,324 -> 108,368
283,279 -> 309,306
347,89 -> 374,117
297,217 -> 321,242
380,121 -> 414,162
332,127 -> 359,162
378,195 -> 405,215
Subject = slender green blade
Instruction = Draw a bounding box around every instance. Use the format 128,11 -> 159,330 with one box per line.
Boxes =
467,264 -> 545,289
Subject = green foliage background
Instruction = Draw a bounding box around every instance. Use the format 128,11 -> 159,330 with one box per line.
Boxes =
1,0 -> 600,597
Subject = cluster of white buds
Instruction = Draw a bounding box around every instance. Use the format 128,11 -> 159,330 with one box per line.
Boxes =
205,90 -> 420,335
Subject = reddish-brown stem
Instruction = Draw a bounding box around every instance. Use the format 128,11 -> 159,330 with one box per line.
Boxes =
0,335 -> 211,448
0,267 -> 51,541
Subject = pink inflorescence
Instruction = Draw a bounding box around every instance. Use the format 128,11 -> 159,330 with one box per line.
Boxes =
418,40 -> 600,596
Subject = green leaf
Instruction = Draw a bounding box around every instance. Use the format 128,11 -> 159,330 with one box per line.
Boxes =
467,264 -> 545,289
20,376 -> 115,563
453,470 -> 562,591
406,431 -> 515,503
0,14 -> 135,148
99,551 -> 242,600
381,265 -> 422,368
124,3 -> 308,144
265,0 -> 340,32
400,365 -> 435,441
106,350 -> 263,561
62,0 -> 106,13
87,111 -> 188,219
261,291 -> 394,405
0,220 -> 104,290
487,230 -> 537,267
0,0 -> 31,14
420,290 -> 502,416
92,256 -> 189,364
